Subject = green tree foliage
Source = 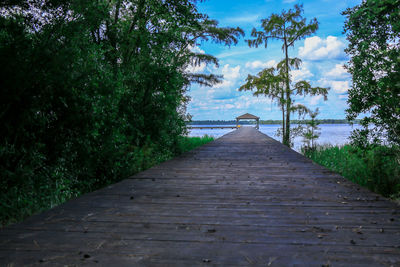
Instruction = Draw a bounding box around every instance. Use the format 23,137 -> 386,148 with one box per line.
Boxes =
246,4 -> 323,146
239,57 -> 328,147
302,108 -> 321,149
0,0 -> 243,225
343,0 -> 400,147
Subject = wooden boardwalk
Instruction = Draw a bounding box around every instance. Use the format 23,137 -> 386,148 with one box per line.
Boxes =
1,127 -> 399,266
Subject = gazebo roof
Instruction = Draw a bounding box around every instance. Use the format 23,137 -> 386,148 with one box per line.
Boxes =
236,113 -> 259,120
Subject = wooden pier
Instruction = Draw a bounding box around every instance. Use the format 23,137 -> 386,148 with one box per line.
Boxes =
188,126 -> 237,129
1,127 -> 399,266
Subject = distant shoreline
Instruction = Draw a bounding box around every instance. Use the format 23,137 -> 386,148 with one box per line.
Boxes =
187,119 -> 360,125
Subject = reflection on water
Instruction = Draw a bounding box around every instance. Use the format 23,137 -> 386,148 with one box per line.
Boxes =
188,124 -> 362,152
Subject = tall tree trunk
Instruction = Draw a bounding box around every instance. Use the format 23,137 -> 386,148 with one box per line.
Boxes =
281,91 -> 285,144
311,127 -> 314,148
282,107 -> 285,143
283,34 -> 291,147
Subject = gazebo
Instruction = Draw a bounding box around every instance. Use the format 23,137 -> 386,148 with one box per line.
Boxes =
236,113 -> 260,130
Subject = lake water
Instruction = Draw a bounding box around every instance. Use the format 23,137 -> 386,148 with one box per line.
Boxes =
188,124 -> 362,151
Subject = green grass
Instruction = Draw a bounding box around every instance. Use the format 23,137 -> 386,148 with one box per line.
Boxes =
177,135 -> 214,153
303,144 -> 400,200
0,136 -> 214,227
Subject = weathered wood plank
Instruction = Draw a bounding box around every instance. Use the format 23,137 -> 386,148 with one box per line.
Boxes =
0,127 -> 399,266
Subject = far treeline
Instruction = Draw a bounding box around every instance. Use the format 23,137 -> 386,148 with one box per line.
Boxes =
188,119 -> 361,125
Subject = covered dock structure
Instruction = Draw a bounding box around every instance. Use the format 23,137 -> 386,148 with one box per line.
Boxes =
236,113 -> 260,129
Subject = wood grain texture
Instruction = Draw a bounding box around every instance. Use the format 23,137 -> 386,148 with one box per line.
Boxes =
1,127 -> 399,266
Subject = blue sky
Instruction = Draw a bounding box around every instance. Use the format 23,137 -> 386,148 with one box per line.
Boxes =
187,0 -> 361,120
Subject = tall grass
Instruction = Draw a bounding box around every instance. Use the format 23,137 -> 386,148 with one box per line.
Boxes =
0,136 -> 214,227
303,144 -> 400,199
177,135 -> 214,153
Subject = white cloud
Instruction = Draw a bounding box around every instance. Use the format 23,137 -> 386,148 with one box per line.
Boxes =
213,79 -> 232,89
244,60 -> 313,83
186,62 -> 206,73
224,104 -> 235,109
318,78 -> 350,94
205,64 -> 244,100
291,65 -> 313,82
245,60 -> 277,70
185,45 -> 206,73
233,95 -> 271,109
206,88 -> 215,94
213,64 -> 241,89
309,95 -> 322,106
189,45 -> 205,54
299,36 -> 346,61
330,81 -> 350,94
190,98 -> 209,110
325,64 -> 350,80
223,64 -> 241,80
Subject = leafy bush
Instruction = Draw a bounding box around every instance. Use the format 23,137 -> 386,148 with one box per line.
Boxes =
0,136 -> 213,227
0,1 -> 239,227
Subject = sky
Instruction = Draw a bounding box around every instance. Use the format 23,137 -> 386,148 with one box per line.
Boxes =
186,0 -> 361,121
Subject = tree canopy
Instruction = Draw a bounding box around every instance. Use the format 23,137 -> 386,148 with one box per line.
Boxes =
343,0 -> 400,146
243,5 -> 327,147
0,0 -> 243,225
